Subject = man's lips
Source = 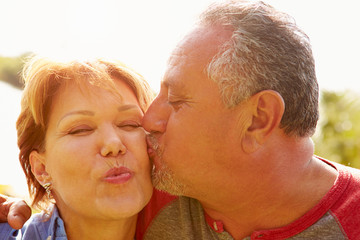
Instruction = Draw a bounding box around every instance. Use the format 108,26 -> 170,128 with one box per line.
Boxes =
104,167 -> 133,184
146,135 -> 156,158
147,146 -> 155,158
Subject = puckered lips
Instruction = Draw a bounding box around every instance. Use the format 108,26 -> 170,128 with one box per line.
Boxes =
146,135 -> 156,159
104,167 -> 133,184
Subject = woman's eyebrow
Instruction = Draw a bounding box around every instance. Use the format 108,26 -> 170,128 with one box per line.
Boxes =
57,110 -> 94,127
57,105 -> 141,127
117,104 -> 141,112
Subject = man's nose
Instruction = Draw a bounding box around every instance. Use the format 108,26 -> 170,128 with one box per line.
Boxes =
142,95 -> 169,134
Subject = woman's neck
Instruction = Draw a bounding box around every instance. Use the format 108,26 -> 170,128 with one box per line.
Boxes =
59,208 -> 137,240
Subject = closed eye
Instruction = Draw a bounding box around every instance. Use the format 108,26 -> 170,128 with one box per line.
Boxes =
168,99 -> 186,111
68,127 -> 93,135
117,122 -> 142,131
168,100 -> 183,106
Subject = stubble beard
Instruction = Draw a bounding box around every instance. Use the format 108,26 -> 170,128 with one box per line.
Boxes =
149,136 -> 187,196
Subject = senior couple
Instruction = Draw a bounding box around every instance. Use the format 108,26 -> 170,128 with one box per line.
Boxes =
1,1 -> 360,239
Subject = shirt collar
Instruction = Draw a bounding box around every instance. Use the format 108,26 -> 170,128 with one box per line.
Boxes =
46,205 -> 67,239
204,211 -> 225,233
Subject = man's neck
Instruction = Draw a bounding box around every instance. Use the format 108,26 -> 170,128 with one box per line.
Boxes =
200,155 -> 338,240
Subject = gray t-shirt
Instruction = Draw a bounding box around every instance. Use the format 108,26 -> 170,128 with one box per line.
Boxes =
139,159 -> 360,239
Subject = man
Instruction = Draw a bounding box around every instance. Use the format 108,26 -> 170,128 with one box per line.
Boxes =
2,1 -> 360,239
137,0 -> 360,239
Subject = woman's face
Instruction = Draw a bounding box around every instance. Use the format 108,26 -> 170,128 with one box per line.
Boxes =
31,79 -> 152,220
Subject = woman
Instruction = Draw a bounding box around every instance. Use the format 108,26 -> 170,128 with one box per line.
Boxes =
0,56 -> 154,239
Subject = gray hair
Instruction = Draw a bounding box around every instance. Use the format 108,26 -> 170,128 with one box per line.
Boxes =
199,0 -> 319,137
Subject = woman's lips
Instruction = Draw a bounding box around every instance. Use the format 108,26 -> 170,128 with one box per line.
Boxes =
104,167 -> 133,184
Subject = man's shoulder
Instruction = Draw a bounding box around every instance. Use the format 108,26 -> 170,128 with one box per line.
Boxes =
137,190 -> 232,240
344,164 -> 360,182
331,160 -> 360,195
318,158 -> 360,210
136,189 -> 179,239
327,160 -> 360,239
318,156 -> 360,189
141,195 -> 218,239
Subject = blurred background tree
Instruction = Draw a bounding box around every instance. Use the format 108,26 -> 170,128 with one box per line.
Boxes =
313,91 -> 360,168
0,185 -> 13,196
0,53 -> 31,89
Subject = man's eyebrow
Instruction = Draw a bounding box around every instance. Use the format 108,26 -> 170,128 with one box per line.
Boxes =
161,78 -> 170,88
162,76 -> 186,91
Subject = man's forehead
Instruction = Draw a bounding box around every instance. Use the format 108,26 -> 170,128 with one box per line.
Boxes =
161,25 -> 232,89
162,47 -> 188,88
170,25 -> 233,67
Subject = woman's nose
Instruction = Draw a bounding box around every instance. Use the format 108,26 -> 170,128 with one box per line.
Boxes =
100,127 -> 127,157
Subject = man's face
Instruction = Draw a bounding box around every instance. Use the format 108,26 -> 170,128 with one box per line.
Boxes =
142,25 -> 244,198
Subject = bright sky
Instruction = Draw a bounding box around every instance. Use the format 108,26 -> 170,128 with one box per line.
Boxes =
0,0 -> 359,197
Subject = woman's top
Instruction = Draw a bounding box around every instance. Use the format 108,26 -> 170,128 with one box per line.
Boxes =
0,205 -> 67,240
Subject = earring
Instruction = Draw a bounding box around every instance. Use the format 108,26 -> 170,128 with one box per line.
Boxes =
43,183 -> 52,198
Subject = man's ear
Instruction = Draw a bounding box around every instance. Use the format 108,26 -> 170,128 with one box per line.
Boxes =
242,90 -> 285,153
29,150 -> 51,185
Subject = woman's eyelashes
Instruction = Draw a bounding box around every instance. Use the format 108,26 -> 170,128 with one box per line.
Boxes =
117,121 -> 142,131
64,119 -> 142,136
67,125 -> 93,135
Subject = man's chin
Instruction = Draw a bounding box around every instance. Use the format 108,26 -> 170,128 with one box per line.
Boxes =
151,168 -> 186,196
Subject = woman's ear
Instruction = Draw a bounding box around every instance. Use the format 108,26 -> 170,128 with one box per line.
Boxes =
29,150 -> 51,185
242,90 -> 285,153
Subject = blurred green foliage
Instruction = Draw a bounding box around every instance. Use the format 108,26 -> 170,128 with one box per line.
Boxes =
0,53 -> 31,89
313,91 -> 360,168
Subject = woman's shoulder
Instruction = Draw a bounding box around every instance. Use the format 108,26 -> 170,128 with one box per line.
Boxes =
0,211 -> 49,240
0,222 -> 19,239
0,205 -> 66,240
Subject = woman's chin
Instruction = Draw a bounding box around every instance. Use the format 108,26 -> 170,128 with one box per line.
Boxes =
94,197 -> 147,219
